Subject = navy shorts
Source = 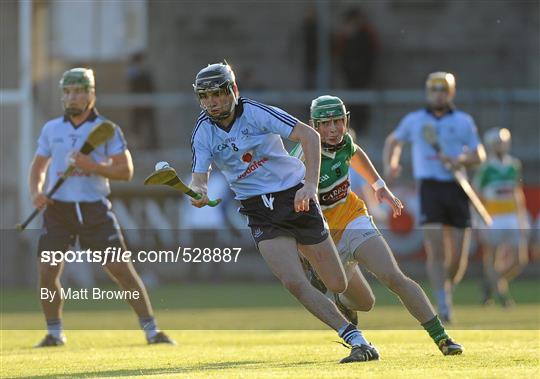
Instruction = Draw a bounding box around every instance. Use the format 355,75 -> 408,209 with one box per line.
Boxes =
37,200 -> 125,256
419,179 -> 471,228
239,183 -> 329,247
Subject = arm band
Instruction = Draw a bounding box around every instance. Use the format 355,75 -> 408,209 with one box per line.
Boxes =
371,178 -> 386,191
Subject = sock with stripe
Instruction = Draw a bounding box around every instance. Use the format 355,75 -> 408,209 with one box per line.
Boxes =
421,315 -> 449,344
46,318 -> 63,339
338,323 -> 369,347
139,316 -> 159,339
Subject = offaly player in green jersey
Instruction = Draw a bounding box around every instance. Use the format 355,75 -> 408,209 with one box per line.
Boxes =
474,127 -> 529,306
292,95 -> 463,356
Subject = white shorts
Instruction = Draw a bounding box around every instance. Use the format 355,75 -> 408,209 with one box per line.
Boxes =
336,215 -> 381,267
481,213 -> 522,247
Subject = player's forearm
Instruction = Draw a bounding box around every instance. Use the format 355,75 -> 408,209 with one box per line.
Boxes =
458,146 -> 486,167
29,156 -> 49,197
354,148 -> 382,185
299,127 -> 321,185
383,135 -> 402,170
29,170 -> 46,198
92,161 -> 133,181
191,172 -> 209,194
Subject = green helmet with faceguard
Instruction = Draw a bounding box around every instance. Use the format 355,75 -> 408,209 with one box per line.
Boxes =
310,95 -> 350,152
310,95 -> 349,126
59,68 -> 95,116
59,68 -> 95,90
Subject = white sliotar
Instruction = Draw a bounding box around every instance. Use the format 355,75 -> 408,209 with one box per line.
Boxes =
155,161 -> 170,171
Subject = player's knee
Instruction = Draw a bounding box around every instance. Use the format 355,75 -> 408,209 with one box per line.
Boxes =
39,264 -> 61,284
326,277 -> 347,294
281,277 -> 309,297
427,252 -> 445,263
105,264 -> 134,284
516,254 -> 529,270
380,271 -> 408,292
355,294 -> 375,312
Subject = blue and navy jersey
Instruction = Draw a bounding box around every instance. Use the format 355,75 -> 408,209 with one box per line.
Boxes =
191,97 -> 306,200
35,109 -> 127,202
393,107 -> 480,181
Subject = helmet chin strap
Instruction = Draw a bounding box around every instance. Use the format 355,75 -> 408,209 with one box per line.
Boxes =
321,139 -> 347,153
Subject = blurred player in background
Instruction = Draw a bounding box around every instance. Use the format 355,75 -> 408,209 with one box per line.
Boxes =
383,72 -> 485,322
189,61 -> 378,363
293,95 -> 463,355
30,68 -> 173,347
474,127 -> 529,307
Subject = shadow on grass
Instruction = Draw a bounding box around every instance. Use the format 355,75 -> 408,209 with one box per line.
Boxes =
27,359 -> 324,378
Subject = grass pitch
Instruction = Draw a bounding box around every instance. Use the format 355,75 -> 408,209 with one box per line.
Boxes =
1,280 -> 539,377
2,330 -> 538,378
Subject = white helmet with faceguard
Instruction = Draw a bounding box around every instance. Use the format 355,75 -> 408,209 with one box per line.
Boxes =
484,127 -> 511,153
425,71 -> 456,95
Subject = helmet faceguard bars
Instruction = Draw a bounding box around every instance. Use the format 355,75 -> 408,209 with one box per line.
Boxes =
193,62 -> 238,121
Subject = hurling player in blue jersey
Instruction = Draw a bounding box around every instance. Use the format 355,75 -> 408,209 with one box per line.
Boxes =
189,62 -> 378,363
383,72 -> 486,322
30,68 -> 173,347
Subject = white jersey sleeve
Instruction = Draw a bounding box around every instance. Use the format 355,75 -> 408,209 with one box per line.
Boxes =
36,122 -> 52,157
105,124 -> 128,155
463,114 -> 480,150
393,112 -> 415,142
191,114 -> 213,173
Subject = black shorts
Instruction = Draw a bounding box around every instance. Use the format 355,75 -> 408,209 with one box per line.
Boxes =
37,200 -> 125,257
419,179 -> 471,228
239,183 -> 329,247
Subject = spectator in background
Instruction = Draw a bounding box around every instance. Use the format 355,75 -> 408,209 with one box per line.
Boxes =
334,8 -> 379,135
127,52 -> 159,149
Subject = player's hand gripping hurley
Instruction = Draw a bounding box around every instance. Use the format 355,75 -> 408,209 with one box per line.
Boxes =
422,124 -> 492,225
144,163 -> 221,207
16,121 -> 116,231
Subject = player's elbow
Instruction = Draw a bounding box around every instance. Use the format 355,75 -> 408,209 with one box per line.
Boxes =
292,121 -> 320,145
384,134 -> 397,150
124,167 -> 134,181
301,123 -> 320,145
477,145 -> 487,164
118,164 -> 133,181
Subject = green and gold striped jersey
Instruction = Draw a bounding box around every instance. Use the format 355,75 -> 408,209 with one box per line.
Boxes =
474,155 -> 521,215
291,133 -> 368,242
